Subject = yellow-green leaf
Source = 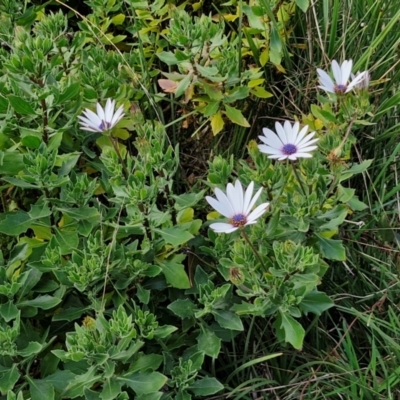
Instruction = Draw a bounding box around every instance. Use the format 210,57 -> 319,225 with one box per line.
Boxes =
251,86 -> 273,99
111,13 -> 125,25
210,112 -> 224,135
224,105 -> 250,127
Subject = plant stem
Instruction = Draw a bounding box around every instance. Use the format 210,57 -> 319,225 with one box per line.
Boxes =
240,228 -> 266,270
291,161 -> 307,196
110,135 -> 129,179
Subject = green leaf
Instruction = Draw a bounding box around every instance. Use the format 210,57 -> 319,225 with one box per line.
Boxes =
0,364 -> 20,393
250,86 -> 273,98
197,327 -> 221,358
135,393 -> 163,400
57,152 -> 81,176
224,105 -> 250,127
213,310 -> 243,331
44,370 -> 76,393
128,354 -> 163,374
153,325 -> 177,339
168,298 -> 197,318
0,301 -> 19,322
275,312 -> 305,350
156,51 -> 179,65
202,83 -> 223,101
18,295 -> 62,310
0,95 -> 8,113
295,0 -> 309,12
347,196 -> 368,211
153,226 -> 194,247
18,342 -> 43,357
299,290 -> 334,316
118,372 -> 167,396
26,377 -> 55,400
175,74 -> 193,98
8,95 -> 36,115
156,256 -> 191,289
339,160 -> 373,182
58,82 -> 81,103
0,211 -> 32,235
224,86 -> 250,103
0,151 -> 24,175
318,205 -> 347,231
136,284 -> 150,304
175,392 -> 191,400
62,367 -> 99,398
100,378 -> 122,400
316,234 -> 346,260
20,127 -> 42,149
188,377 -> 224,396
311,104 -> 337,123
54,229 -> 79,255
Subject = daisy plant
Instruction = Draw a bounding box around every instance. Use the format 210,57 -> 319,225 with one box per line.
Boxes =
78,98 -> 128,177
258,121 -> 318,196
317,60 -> 367,95
206,180 -> 269,267
78,98 -> 125,133
351,71 -> 370,91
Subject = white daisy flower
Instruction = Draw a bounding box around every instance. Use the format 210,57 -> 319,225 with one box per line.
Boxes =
206,180 -> 269,233
317,60 -> 367,94
351,70 -> 370,90
78,98 -> 125,133
258,121 -> 318,161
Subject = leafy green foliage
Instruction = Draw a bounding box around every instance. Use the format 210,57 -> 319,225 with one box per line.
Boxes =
0,0 -> 398,399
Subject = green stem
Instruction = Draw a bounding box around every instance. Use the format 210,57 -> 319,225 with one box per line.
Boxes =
110,135 -> 129,179
291,161 -> 307,196
240,228 -> 266,270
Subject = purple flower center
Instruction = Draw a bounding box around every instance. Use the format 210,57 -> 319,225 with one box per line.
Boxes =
282,143 -> 297,155
230,213 -> 247,227
99,120 -> 112,131
334,84 -> 347,94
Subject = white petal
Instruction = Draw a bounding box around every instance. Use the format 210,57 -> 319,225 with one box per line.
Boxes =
79,126 -> 102,133
96,102 -> 106,121
243,181 -> 254,214
226,183 -> 241,214
275,122 -> 288,144
209,222 -> 238,233
247,202 -> 269,223
341,60 -> 352,85
291,121 -> 300,144
111,105 -> 125,126
258,145 -> 283,155
270,154 -> 285,159
293,152 -> 313,158
346,71 -> 367,92
214,188 -> 235,216
283,120 -> 294,143
296,145 -> 318,153
298,131 -> 317,146
104,98 -> 115,121
331,60 -> 342,84
234,180 -> 244,214
206,196 -> 232,219
81,109 -> 102,126
288,155 -> 298,160
317,69 -> 335,92
298,138 -> 319,148
245,187 -> 263,215
260,128 -> 283,148
317,85 -> 335,94
294,125 -> 310,145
